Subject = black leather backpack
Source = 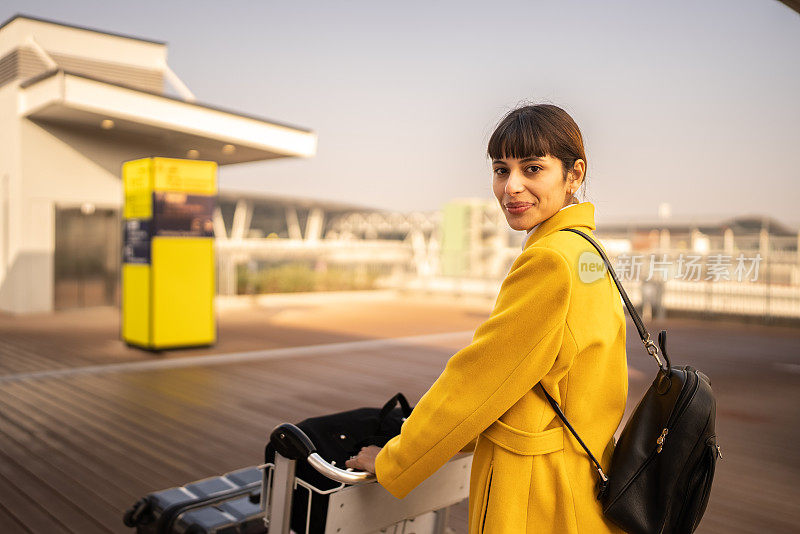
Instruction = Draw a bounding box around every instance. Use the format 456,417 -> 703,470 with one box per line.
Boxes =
540,228 -> 722,534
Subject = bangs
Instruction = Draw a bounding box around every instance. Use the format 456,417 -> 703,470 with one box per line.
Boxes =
487,111 -> 555,161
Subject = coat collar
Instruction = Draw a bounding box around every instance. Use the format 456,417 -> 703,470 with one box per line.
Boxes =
522,201 -> 596,250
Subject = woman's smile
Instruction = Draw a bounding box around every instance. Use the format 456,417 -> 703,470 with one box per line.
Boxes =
505,201 -> 535,215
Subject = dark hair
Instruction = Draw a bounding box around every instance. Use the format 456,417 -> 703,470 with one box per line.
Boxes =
487,104 -> 587,203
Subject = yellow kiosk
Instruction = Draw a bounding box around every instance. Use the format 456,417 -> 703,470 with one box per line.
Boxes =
121,157 -> 217,350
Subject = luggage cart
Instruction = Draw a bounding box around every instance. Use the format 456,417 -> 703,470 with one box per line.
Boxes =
261,423 -> 472,534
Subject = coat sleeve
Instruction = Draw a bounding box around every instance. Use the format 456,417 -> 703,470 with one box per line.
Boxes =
374,246 -> 573,499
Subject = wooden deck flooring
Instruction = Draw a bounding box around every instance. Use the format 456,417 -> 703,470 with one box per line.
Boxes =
0,291 -> 798,533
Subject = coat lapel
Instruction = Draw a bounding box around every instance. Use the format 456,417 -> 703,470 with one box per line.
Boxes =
523,202 -> 596,251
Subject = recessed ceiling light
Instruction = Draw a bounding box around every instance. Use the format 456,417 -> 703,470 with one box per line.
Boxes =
187,149 -> 200,159
101,119 -> 114,130
222,144 -> 236,154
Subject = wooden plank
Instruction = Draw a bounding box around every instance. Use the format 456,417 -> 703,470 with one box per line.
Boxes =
0,501 -> 33,534
0,402 -> 139,509
0,384 -> 194,488
0,393 -> 155,497
30,375 -> 261,470
0,470 -> 70,534
0,435 -> 125,530
0,449 -> 106,533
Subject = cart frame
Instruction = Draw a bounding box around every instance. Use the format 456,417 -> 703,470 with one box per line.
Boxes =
260,423 -> 472,534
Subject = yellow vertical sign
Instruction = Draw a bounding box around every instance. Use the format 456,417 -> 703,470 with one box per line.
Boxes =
121,157 -> 217,350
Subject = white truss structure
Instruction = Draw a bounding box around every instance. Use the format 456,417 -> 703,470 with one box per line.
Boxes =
213,200 -> 517,295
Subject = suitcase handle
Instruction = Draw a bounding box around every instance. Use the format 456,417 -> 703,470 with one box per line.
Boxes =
270,423 -> 376,484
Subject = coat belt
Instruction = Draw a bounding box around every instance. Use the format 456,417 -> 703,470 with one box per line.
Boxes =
481,419 -> 564,456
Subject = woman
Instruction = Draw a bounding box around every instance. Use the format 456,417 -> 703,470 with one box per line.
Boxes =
346,104 -> 628,534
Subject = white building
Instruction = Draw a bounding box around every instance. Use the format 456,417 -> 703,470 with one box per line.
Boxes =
0,15 -> 317,313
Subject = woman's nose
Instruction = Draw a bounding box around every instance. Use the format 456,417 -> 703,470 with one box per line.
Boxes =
505,170 -> 525,194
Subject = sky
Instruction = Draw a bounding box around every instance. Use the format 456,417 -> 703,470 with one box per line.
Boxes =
3,0 -> 799,227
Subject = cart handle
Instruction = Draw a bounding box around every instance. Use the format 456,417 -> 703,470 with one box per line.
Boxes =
269,423 -> 376,484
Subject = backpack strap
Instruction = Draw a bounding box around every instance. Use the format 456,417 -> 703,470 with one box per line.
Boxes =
560,228 -> 670,372
535,228 -> 670,497
538,383 -> 608,497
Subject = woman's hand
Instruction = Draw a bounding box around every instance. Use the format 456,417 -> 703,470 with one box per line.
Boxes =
344,445 -> 382,474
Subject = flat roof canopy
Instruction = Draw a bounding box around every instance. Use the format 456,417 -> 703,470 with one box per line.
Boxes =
18,70 -> 317,165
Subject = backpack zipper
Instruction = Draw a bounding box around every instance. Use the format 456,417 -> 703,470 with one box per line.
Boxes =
656,428 -> 668,453
656,369 -> 700,454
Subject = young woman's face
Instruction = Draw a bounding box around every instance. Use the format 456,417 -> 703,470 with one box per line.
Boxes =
491,154 -> 583,232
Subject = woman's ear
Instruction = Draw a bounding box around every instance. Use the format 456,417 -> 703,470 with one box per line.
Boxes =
570,159 -> 586,188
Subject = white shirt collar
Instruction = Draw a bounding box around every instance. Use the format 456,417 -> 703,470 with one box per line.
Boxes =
522,203 -> 578,250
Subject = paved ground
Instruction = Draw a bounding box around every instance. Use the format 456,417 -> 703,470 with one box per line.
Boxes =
0,290 -> 798,533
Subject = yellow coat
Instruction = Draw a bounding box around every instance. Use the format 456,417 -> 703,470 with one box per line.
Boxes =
375,202 -> 629,533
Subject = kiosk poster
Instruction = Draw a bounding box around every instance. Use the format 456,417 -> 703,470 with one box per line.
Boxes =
152,192 -> 215,237
123,218 -> 152,264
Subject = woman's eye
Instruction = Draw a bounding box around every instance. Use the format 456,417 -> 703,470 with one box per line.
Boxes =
493,168 -> 508,176
526,165 -> 541,173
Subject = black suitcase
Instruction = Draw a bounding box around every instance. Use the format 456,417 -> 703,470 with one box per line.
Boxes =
123,466 -> 265,534
263,393 -> 413,534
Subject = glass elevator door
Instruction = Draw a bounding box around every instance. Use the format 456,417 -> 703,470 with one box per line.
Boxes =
54,206 -> 120,310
